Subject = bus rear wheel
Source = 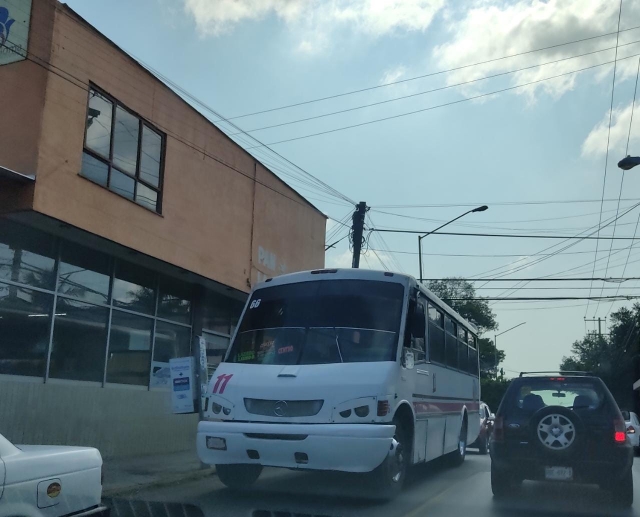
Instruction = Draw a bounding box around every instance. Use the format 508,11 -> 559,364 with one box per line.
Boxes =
216,464 -> 263,489
448,418 -> 467,467
369,417 -> 408,500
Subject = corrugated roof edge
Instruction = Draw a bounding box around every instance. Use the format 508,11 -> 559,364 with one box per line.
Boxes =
58,2 -> 328,218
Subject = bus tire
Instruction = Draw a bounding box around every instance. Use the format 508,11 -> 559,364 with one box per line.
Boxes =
478,434 -> 489,455
216,464 -> 262,489
369,417 -> 408,500
449,417 -> 467,467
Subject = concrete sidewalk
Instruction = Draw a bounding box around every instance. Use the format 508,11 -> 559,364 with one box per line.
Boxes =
103,449 -> 215,497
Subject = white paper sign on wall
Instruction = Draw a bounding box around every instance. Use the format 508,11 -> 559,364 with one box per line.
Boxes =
0,0 -> 32,66
170,357 -> 195,414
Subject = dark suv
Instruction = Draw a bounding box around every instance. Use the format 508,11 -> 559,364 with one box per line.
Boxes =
490,372 -> 633,506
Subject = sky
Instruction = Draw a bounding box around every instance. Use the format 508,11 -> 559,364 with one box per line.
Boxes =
66,0 -> 640,377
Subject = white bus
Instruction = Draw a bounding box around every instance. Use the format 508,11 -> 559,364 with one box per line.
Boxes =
197,268 -> 480,499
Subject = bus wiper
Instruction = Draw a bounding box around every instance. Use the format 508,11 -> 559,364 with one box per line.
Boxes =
334,328 -> 344,363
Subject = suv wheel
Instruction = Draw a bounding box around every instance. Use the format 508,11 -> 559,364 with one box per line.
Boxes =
611,468 -> 633,507
531,406 -> 583,457
491,462 -> 511,498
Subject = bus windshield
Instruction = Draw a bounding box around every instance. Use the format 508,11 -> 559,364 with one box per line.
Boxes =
226,279 -> 405,365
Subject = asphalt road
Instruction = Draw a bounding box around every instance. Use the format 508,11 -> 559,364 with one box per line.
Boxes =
125,449 -> 640,517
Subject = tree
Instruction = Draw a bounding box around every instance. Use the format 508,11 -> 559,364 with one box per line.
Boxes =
560,304 -> 639,410
478,337 -> 505,377
427,278 -> 497,334
427,278 -> 504,379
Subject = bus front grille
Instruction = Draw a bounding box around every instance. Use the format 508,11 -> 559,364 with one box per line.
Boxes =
244,398 -> 324,417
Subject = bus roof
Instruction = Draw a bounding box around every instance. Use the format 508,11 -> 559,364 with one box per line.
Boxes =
255,268 -> 478,336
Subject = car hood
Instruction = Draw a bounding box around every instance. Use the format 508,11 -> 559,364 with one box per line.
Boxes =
4,444 -> 103,485
205,361 -> 398,423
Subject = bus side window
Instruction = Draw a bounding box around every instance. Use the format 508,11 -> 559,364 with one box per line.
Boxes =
428,304 -> 445,364
445,316 -> 458,369
413,300 -> 426,363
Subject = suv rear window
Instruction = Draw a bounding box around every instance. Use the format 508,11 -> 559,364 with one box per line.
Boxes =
505,378 -> 606,416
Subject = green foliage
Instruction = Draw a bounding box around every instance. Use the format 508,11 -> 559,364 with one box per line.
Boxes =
560,304 -> 640,409
478,337 -> 505,376
427,278 -> 498,334
481,377 -> 511,412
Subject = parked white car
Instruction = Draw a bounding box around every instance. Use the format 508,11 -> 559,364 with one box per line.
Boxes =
0,432 -> 108,517
622,410 -> 640,451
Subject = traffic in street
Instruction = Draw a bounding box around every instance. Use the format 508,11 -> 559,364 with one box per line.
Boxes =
124,450 -> 640,517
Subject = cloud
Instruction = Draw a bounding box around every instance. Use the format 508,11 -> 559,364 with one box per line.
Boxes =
326,249 -> 353,268
433,0 -> 640,100
582,102 -> 640,157
380,65 -> 407,85
184,0 -> 446,47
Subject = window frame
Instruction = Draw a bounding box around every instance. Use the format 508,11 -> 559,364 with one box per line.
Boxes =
82,84 -> 166,214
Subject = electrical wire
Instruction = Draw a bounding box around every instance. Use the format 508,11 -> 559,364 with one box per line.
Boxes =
6,5 -> 356,208
373,198 -> 640,208
587,0 -> 625,318
604,57 -> 640,319
232,41 -> 640,135
245,54 -> 640,149
221,25 -> 640,121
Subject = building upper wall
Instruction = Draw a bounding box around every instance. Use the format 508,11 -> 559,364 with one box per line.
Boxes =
1,0 -> 325,293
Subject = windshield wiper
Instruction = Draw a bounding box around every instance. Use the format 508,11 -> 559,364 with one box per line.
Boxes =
334,328 -> 344,363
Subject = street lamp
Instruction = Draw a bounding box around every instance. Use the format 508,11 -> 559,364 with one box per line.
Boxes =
418,205 -> 488,282
618,155 -> 640,171
494,321 -> 526,377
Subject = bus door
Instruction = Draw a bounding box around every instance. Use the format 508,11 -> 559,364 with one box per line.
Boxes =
405,295 -> 428,464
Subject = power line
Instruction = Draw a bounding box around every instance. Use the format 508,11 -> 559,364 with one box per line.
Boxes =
450,296 -> 640,301
605,60 -> 640,318
367,247 -> 640,257
5,37 -> 349,214
371,229 -> 640,239
422,277 -> 640,282
373,198 -> 640,208
587,0 -> 625,318
3,9 -> 356,210
232,41 -> 640,135
246,54 -> 640,149
38,1 -> 356,205
469,202 -> 640,301
221,25 -> 640,121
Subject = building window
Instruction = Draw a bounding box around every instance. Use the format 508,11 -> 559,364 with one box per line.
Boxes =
82,87 -> 164,213
0,282 -> 53,378
0,219 -> 57,290
106,311 -> 153,386
49,299 -> 109,383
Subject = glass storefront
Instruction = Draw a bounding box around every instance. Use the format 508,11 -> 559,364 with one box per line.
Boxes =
0,219 -> 243,388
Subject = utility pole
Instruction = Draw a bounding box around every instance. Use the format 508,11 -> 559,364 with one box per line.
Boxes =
585,317 -> 605,339
351,202 -> 368,268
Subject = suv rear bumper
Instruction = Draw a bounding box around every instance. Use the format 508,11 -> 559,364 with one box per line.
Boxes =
491,441 -> 633,484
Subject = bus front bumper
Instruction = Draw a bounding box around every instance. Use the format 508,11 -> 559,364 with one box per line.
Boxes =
197,421 -> 396,473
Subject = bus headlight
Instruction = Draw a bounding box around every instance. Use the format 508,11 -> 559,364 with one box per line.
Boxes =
332,397 -> 377,422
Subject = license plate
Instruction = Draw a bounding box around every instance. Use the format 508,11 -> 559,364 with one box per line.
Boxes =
545,466 -> 573,481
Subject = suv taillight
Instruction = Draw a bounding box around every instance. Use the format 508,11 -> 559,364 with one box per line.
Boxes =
493,416 -> 504,442
614,417 -> 627,443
